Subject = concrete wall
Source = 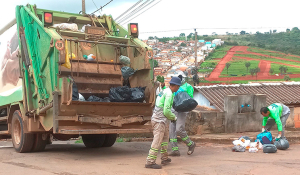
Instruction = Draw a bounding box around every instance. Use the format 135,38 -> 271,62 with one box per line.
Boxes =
186,110 -> 225,135
224,94 -> 266,133
193,92 -> 217,109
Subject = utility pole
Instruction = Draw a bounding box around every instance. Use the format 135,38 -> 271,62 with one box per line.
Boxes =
82,0 -> 86,15
194,29 -> 198,67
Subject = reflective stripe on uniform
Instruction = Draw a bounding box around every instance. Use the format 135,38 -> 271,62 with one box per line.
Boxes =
161,142 -> 168,146
147,154 -> 157,159
172,147 -> 179,151
182,136 -> 189,141
187,141 -> 193,147
160,149 -> 167,153
170,138 -> 177,142
150,148 -> 158,152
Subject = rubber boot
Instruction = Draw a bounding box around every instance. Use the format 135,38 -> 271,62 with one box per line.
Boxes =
168,150 -> 180,156
161,158 -> 171,165
187,142 -> 196,155
145,163 -> 162,169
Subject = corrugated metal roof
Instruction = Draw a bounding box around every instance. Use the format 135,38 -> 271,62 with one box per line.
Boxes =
194,82 -> 300,112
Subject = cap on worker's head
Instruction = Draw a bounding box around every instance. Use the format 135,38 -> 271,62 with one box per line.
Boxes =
169,77 -> 182,86
178,75 -> 183,81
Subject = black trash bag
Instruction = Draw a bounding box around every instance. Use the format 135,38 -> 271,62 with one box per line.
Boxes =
274,138 -> 289,150
121,67 -> 135,79
173,92 -> 198,112
263,144 -> 277,153
102,97 -> 110,102
72,82 -> 79,101
87,95 -> 102,102
109,86 -> 132,102
131,87 -> 146,102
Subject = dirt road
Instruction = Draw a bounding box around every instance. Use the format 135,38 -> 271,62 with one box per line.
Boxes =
1,140 -> 300,175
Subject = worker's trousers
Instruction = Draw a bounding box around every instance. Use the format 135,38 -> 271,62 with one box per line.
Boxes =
169,111 -> 193,152
265,112 -> 290,138
146,121 -> 169,164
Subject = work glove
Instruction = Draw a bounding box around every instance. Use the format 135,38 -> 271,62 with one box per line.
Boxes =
275,134 -> 282,141
262,128 -> 266,132
171,116 -> 177,123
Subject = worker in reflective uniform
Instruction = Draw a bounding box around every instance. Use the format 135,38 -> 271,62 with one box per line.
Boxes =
260,103 -> 290,140
145,77 -> 181,169
169,75 -> 196,156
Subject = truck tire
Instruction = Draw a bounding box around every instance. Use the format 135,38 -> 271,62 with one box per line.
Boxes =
82,134 -> 106,148
102,134 -> 117,147
31,134 -> 48,152
11,110 -> 34,153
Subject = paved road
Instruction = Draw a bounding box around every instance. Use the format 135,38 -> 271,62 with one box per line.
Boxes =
0,140 -> 300,175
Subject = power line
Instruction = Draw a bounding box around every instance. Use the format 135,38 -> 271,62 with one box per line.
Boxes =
115,0 -> 143,21
91,0 -> 113,14
121,0 -> 162,25
92,0 -> 102,15
117,0 -> 152,23
140,27 -> 295,34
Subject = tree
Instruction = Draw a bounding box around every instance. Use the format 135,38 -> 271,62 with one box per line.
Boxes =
283,66 -> 288,74
250,68 -> 256,77
286,28 -> 290,33
225,63 -> 231,75
156,75 -> 164,83
284,75 -> 291,81
153,60 -> 158,67
254,67 -> 260,80
240,31 -> 246,35
180,42 -> 187,47
245,62 -> 251,73
148,36 -> 154,40
279,65 -> 285,75
273,29 -> 277,33
292,27 -> 300,32
179,33 -> 185,37
269,68 -> 274,75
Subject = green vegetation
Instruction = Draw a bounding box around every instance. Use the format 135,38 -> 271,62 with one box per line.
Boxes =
156,75 -> 165,83
270,64 -> 300,74
220,60 -> 260,77
230,77 -> 300,84
75,137 -> 83,144
225,28 -> 300,56
154,60 -> 158,67
247,47 -> 300,61
206,45 -> 232,60
234,54 -> 300,67
116,137 -> 132,142
198,60 -> 218,73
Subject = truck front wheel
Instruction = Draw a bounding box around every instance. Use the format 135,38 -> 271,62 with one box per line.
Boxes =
82,134 -> 106,148
11,110 -> 34,153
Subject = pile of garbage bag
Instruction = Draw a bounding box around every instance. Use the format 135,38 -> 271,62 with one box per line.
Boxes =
173,92 -> 198,112
87,95 -> 110,102
232,136 -> 263,153
263,144 -> 277,153
121,66 -> 136,79
255,131 -> 272,144
109,86 -> 146,103
53,23 -> 78,31
119,55 -> 131,65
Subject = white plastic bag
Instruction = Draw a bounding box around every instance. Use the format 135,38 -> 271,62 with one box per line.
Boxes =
250,142 -> 258,148
242,140 -> 251,149
233,140 -> 243,146
249,147 -> 258,153
80,24 -> 91,32
258,141 -> 263,150
53,23 -> 78,31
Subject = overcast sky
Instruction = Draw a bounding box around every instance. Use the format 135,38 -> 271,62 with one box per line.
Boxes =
0,0 -> 299,39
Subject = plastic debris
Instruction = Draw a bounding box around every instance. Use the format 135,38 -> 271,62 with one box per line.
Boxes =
256,131 -> 272,144
79,93 -> 85,101
53,23 -> 78,31
249,147 -> 258,153
109,86 -> 132,102
233,140 -> 243,146
232,145 -> 245,152
72,82 -> 79,101
173,92 -> 198,112
80,24 -> 91,32
87,95 -> 102,102
119,55 -> 131,65
83,54 -> 96,61
130,87 -> 146,102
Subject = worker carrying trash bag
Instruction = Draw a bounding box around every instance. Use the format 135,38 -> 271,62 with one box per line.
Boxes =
260,103 -> 290,140
145,77 -> 181,169
169,75 -> 196,157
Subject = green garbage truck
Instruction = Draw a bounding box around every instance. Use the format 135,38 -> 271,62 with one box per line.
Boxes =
0,4 -> 155,152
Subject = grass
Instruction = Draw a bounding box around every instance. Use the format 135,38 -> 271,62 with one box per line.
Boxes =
247,47 -> 300,61
270,64 -> 300,74
198,60 -> 219,73
234,54 -> 300,67
75,137 -> 83,144
220,60 -> 260,77
206,45 -> 232,60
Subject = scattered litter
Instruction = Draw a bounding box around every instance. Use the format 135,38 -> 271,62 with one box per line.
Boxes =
232,145 -> 245,152
255,131 -> 272,144
274,138 -> 289,150
249,147 -> 258,153
173,92 -> 198,112
79,93 -> 85,101
83,54 -> 96,61
53,23 -> 78,31
119,55 -> 130,65
72,82 -> 79,101
87,95 -> 102,102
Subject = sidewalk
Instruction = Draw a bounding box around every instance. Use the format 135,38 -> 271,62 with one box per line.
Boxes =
189,130 -> 300,144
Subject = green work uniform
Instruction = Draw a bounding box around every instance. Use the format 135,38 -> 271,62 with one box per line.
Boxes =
262,103 -> 283,131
